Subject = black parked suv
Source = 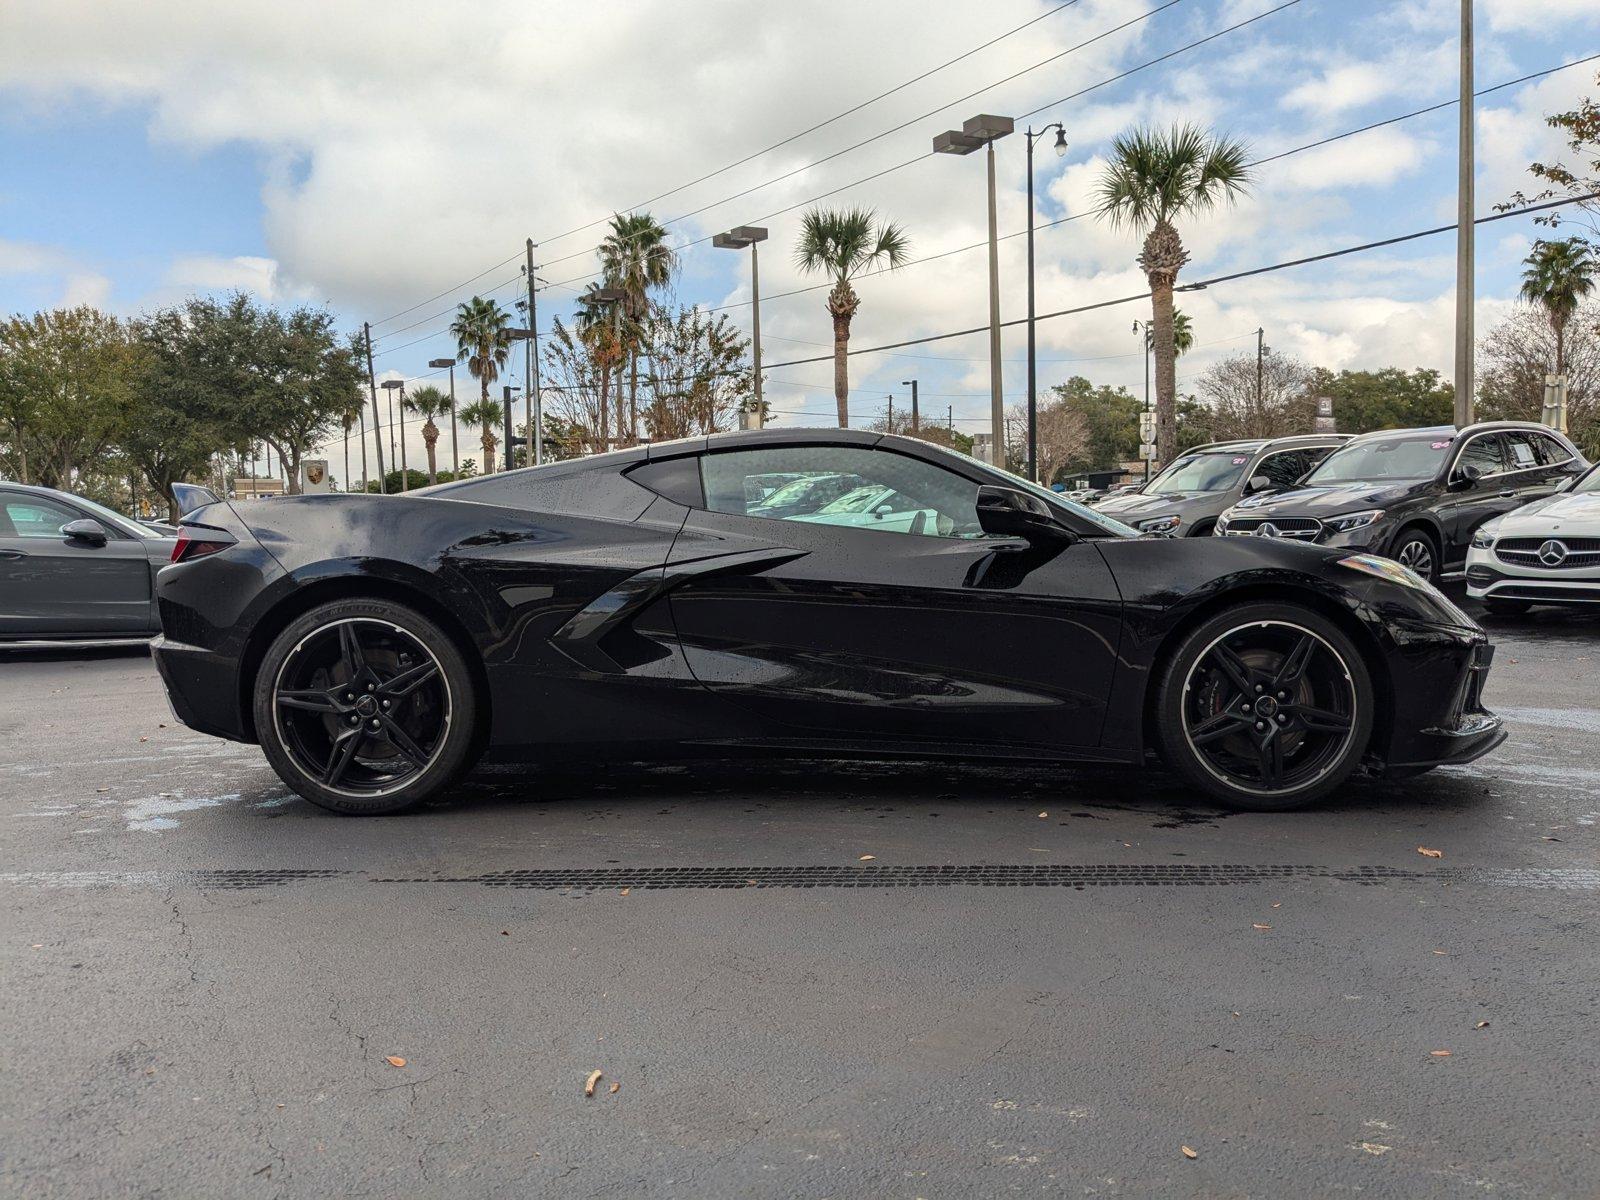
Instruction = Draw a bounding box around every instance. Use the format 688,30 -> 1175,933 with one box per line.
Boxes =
1214,421 -> 1588,582
1092,435 -> 1349,536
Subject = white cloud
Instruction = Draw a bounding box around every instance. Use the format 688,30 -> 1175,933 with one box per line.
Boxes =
163,254 -> 284,299
59,272 -> 112,308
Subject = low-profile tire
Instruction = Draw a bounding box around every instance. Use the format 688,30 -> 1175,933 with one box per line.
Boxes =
1483,598 -> 1533,617
1152,602 -> 1375,811
1389,527 -> 1439,584
252,598 -> 479,815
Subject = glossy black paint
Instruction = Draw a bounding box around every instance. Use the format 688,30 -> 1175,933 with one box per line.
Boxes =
1219,422 -> 1588,573
152,429 -> 1505,778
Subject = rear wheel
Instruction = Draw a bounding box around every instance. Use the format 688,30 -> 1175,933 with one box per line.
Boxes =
1153,603 -> 1374,811
1390,528 -> 1439,584
252,598 -> 479,814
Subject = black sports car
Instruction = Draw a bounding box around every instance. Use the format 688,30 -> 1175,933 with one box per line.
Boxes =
152,429 -> 1505,815
1215,421 -> 1588,582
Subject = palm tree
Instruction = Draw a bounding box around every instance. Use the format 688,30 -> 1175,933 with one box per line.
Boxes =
458,398 -> 501,475
793,207 -> 910,426
1145,308 -> 1195,358
1519,237 -> 1595,379
404,385 -> 453,485
449,296 -> 512,470
337,393 -> 366,493
576,284 -> 628,451
599,213 -> 676,442
1097,124 -> 1251,463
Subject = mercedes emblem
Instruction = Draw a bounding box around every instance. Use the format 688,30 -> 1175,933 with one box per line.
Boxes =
1537,539 -> 1569,566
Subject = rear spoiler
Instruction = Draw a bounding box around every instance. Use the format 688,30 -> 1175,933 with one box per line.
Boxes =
172,482 -> 222,518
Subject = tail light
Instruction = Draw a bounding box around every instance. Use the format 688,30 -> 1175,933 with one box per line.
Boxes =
170,526 -> 236,564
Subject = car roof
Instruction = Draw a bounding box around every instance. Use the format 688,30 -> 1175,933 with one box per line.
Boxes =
1344,420 -> 1570,443
1181,434 -> 1350,454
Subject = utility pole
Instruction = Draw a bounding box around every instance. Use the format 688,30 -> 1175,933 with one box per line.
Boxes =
887,393 -> 894,428
902,379 -> 919,432
526,238 -> 541,466
1256,327 -> 1266,414
362,322 -> 386,493
1454,0 -> 1475,428
985,136 -> 1005,468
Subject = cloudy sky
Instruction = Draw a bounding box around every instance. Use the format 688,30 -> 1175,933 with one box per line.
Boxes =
2,0 -> 1598,466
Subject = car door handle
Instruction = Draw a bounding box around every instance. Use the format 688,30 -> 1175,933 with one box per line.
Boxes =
0,549 -> 26,561
1497,489 -> 1516,498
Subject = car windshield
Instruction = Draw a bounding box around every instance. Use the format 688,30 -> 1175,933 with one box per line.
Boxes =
1144,451 -> 1253,495
1574,464 -> 1600,494
757,475 -> 843,507
819,486 -> 895,514
1307,435 -> 1449,484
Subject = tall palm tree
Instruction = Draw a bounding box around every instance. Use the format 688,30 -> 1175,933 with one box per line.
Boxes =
404,385 -> 453,485
1519,237 -> 1596,379
1146,309 -> 1195,357
793,207 -> 910,427
1097,124 -> 1251,463
599,213 -> 676,443
458,398 -> 501,475
449,296 -> 512,471
576,284 -> 628,452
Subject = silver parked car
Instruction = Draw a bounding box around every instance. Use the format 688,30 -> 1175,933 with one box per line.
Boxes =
0,482 -> 176,644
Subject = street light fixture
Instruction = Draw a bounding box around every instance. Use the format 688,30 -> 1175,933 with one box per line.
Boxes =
427,358 -> 459,476
380,379 -> 405,490
936,113 -> 1013,469
1023,121 -> 1068,484
713,225 -> 769,429
900,379 -> 919,432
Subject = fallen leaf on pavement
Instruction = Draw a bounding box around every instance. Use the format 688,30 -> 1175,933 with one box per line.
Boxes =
609,1082 -> 620,1094
1430,1049 -> 1451,1057
1476,1021 -> 1490,1029
858,854 -> 876,861
1181,1145 -> 1198,1160
1253,923 -> 1272,931
620,888 -> 630,896
1271,902 -> 1281,908
501,930 -> 509,936
1038,811 -> 1049,818
385,1056 -> 406,1068
1417,847 -> 1444,858
585,1070 -> 603,1097
1358,1142 -> 1392,1155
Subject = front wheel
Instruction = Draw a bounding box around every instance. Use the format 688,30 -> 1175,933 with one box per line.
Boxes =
252,598 -> 480,814
1153,603 -> 1375,811
1390,529 -> 1439,584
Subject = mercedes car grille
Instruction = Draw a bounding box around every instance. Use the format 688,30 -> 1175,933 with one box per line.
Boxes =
1494,536 -> 1600,570
1221,516 -> 1323,540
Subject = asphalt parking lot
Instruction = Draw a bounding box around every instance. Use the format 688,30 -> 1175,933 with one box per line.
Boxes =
3,592 -> 1599,1199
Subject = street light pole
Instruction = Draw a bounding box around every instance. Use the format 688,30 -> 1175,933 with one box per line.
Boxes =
381,379 -> 406,490
362,322 -> 386,493
713,226 -> 770,429
525,238 -> 542,466
1454,0 -> 1475,428
427,358 -> 458,475
935,114 -> 1014,469
902,379 -> 919,432
1256,327 -> 1266,413
1024,123 -> 1067,483
1134,320 -> 1152,483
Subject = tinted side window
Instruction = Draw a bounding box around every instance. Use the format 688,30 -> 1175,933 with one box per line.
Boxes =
1505,433 -> 1542,472
1458,434 -> 1507,475
700,446 -> 988,538
1,494 -> 83,539
1532,433 -> 1574,467
1256,450 -> 1312,490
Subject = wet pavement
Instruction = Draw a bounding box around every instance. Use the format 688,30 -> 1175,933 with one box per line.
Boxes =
2,595 -> 1599,1198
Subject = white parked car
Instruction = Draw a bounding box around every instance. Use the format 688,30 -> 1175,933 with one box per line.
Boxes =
1467,461 -> 1600,614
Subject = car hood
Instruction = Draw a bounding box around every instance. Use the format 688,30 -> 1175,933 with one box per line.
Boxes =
1488,490 -> 1600,534
1230,481 -> 1416,516
1094,490 -> 1222,519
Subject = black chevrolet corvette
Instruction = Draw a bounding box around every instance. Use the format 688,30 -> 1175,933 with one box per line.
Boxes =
153,429 -> 1505,814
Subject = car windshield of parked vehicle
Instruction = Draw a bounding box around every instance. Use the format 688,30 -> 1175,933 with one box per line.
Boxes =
1575,464 -> 1600,494
1304,434 -> 1450,484
1144,451 -> 1252,495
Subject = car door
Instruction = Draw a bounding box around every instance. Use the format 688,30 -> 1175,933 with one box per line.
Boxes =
1437,432 -> 1517,565
663,442 -> 1125,753
0,490 -> 154,637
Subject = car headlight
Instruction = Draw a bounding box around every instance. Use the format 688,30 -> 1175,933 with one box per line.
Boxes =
1137,514 -> 1182,534
1471,526 -> 1496,550
1339,553 -> 1430,590
1324,509 -> 1384,534
1215,513 -> 1230,534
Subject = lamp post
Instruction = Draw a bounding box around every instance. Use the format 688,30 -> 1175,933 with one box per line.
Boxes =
935,113 -> 1014,470
381,379 -> 405,490
901,378 -> 919,433
713,226 -> 769,428
1024,123 -> 1068,483
428,357 -> 458,476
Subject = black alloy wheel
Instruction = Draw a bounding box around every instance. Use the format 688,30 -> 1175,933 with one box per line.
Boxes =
1391,530 -> 1438,584
1154,604 -> 1374,810
254,599 -> 478,814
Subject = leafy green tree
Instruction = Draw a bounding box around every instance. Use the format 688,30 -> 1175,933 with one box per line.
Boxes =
599,213 -> 676,441
1519,237 -> 1596,379
458,398 -> 502,474
1479,300 -> 1600,459
1048,377 -> 1141,471
449,296 -> 512,470
574,286 -> 627,449
1096,124 -> 1252,463
403,384 -> 453,485
1499,70 -> 1600,236
1309,367 -> 1455,433
640,304 -> 753,439
793,207 -> 910,427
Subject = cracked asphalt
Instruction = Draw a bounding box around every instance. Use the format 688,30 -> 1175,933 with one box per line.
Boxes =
3,592 -> 1599,1198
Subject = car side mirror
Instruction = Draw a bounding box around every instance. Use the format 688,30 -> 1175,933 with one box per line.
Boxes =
61,518 -> 108,547
976,485 -> 1071,543
1449,463 -> 1483,492
1244,474 -> 1275,496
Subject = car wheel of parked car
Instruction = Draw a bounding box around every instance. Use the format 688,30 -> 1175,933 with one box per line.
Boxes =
252,598 -> 479,815
1390,529 -> 1439,584
1153,603 -> 1375,811
1483,598 -> 1533,617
